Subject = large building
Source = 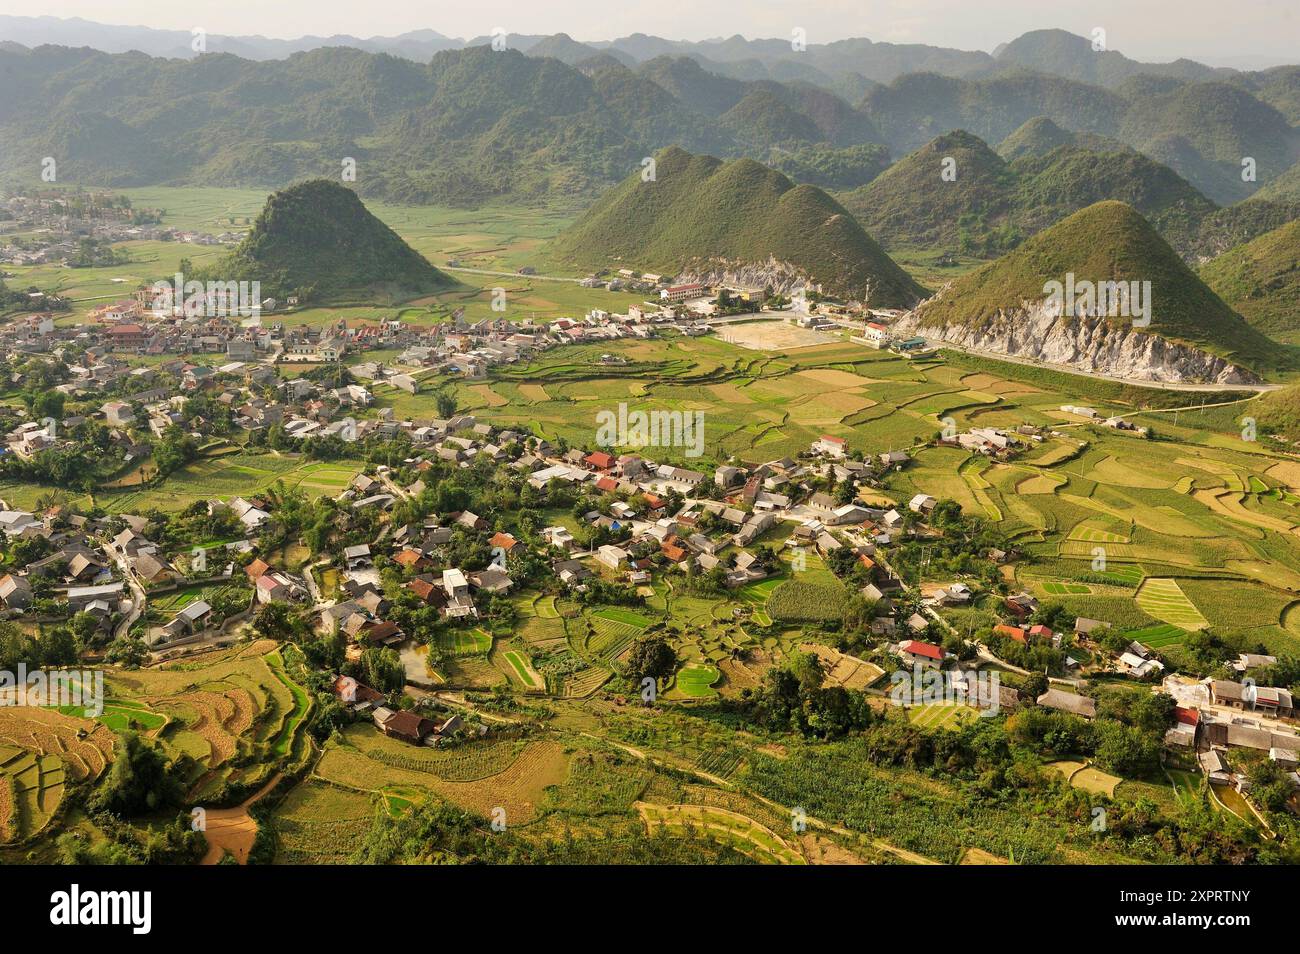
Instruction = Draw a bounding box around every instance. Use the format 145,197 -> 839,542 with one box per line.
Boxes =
660,282 -> 706,304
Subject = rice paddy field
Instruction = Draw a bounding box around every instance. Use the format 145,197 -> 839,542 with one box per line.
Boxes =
0,708 -> 115,843
455,336 -> 1300,661
102,640 -> 312,802
87,449 -> 365,515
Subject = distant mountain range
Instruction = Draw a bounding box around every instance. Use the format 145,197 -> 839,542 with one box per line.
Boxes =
1,35 -> 1296,210
836,127 -> 1300,261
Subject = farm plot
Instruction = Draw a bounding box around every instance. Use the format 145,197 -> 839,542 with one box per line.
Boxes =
316,739 -> 571,825
768,579 -> 849,623
907,704 -> 980,731
1042,581 -> 1091,595
438,628 -> 493,655
0,708 -> 115,842
1135,578 -> 1209,630
106,644 -> 308,796
635,802 -> 805,864
800,643 -> 883,690
342,726 -> 527,781
586,609 -> 647,663
513,593 -> 568,648
672,664 -> 721,700
1067,518 -> 1131,544
100,453 -> 363,512
273,781 -> 376,864
1124,623 -> 1188,649
500,650 -> 546,691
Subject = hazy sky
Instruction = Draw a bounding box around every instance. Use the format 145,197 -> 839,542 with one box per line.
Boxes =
2,0 -> 1296,65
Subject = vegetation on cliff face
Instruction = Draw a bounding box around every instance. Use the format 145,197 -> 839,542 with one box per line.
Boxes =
905,200 -> 1285,375
1200,219 -> 1300,336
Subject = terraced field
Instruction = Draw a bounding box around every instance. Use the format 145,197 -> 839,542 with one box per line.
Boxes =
1135,578 -> 1210,630
635,802 -> 805,864
0,708 -> 115,843
106,642 -> 311,800
672,664 -> 721,700
438,627 -> 493,655
586,613 -> 644,664
315,736 -> 571,825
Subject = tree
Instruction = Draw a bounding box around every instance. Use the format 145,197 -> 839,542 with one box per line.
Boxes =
104,635 -> 148,668
361,646 -> 405,693
625,635 -> 678,686
254,602 -> 303,640
434,389 -> 458,419
90,731 -> 185,815
1023,672 -> 1049,700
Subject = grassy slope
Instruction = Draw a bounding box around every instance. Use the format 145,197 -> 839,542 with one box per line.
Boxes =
838,131 -> 1018,251
208,180 -> 455,299
550,146 -> 926,306
839,130 -> 1219,256
911,200 -> 1285,373
1254,382 -> 1300,438
1200,219 -> 1300,335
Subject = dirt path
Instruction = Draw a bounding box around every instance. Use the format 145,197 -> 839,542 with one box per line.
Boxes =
199,772 -> 283,865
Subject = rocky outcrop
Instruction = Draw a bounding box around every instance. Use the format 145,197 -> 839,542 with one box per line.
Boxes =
895,291 -> 1260,385
677,256 -> 821,297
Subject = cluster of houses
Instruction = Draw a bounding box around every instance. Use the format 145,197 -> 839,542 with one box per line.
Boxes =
1,190 -> 233,267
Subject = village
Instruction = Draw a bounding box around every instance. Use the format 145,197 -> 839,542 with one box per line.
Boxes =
0,326 -> 1291,809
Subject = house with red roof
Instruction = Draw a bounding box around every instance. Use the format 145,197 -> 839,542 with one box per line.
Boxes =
994,624 -> 1027,643
584,451 -> 614,471
898,639 -> 945,667
393,548 -> 430,571
812,435 -> 847,458
661,543 -> 687,564
488,532 -> 518,552
1165,706 -> 1200,748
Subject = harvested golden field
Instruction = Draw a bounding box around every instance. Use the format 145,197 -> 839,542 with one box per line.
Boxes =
468,384 -> 508,407
316,738 -> 570,825
794,367 -> 876,388
0,708 -> 114,782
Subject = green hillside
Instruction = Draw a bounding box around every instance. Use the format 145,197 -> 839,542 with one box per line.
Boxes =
766,142 -> 891,191
1253,383 -> 1300,440
838,131 -> 1018,254
1251,160 -> 1300,202
205,180 -> 454,300
910,200 -> 1284,374
1119,82 -> 1300,203
996,116 -> 1124,161
1200,219 -> 1300,336
1010,146 -> 1217,242
839,131 -> 1219,257
719,89 -> 824,147
550,146 -> 926,306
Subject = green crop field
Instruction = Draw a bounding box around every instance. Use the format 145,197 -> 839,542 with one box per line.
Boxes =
907,704 -> 981,731
1042,581 -> 1091,595
502,650 -> 546,690
1124,623 -> 1188,648
673,664 -> 721,699
1135,578 -> 1210,630
439,628 -> 493,655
